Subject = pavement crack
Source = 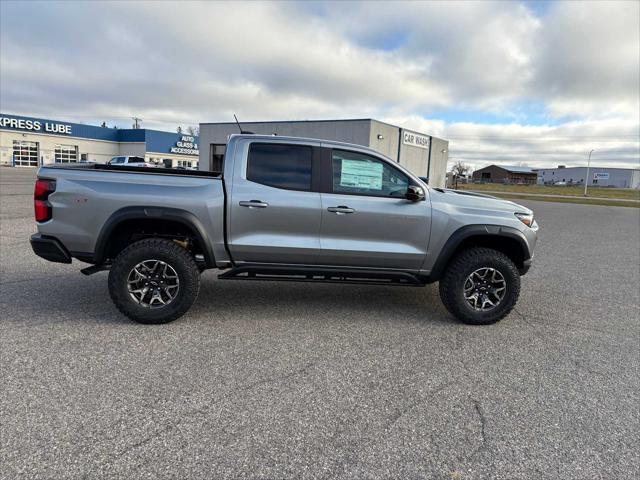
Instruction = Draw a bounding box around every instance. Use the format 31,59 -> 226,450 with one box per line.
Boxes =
472,398 -> 488,448
111,422 -> 176,459
570,358 -> 608,378
109,361 -> 318,462
384,380 -> 452,432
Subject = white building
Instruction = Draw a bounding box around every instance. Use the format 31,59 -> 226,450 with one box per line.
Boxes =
0,113 -> 199,168
538,166 -> 640,189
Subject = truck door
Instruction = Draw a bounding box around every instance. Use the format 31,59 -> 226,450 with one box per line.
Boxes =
318,147 -> 430,270
228,141 -> 322,265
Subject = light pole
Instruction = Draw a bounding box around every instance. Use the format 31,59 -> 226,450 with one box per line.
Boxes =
584,149 -> 594,197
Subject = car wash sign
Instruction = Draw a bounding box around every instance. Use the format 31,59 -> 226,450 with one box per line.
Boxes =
402,130 -> 430,150
0,114 -> 72,135
170,135 -> 199,155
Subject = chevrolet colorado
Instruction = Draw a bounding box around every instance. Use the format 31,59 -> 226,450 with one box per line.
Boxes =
30,134 -> 538,325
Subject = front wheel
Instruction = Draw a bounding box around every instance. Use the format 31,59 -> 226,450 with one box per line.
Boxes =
439,247 -> 521,325
108,238 -> 200,324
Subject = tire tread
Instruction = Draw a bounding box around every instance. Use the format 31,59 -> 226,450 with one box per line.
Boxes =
108,238 -> 200,324
439,247 -> 520,325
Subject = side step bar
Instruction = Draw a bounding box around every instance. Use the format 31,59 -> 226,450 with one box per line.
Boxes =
80,264 -> 111,276
218,265 -> 424,287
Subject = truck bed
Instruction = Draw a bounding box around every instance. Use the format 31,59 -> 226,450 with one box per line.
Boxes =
35,163 -> 227,266
40,162 -> 219,178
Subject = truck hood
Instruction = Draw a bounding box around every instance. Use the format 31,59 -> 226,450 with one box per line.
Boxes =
429,188 -> 532,215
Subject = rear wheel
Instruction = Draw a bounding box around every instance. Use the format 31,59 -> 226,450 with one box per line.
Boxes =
439,247 -> 520,325
108,238 -> 200,324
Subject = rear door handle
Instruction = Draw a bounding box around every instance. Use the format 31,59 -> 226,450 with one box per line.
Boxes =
239,200 -> 269,208
327,206 -> 355,214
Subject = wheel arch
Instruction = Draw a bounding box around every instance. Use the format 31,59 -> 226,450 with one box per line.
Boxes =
429,225 -> 531,281
93,206 -> 216,267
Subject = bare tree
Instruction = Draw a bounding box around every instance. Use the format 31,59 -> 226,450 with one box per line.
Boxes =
186,125 -> 199,136
451,161 -> 470,177
177,126 -> 183,134
450,161 -> 470,189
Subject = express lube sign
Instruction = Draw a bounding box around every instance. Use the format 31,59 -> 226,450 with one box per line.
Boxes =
0,115 -> 72,135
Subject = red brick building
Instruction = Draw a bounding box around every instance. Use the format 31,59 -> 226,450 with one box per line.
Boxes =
472,165 -> 537,184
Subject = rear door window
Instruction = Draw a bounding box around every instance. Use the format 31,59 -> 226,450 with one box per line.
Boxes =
247,143 -> 312,191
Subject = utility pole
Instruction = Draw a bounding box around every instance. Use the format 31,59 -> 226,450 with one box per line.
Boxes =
132,117 -> 141,129
584,149 -> 594,197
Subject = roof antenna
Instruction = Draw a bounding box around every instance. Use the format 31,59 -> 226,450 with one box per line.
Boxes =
233,114 -> 254,134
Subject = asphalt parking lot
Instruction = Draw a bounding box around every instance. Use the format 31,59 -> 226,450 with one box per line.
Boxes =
1,166 -> 638,479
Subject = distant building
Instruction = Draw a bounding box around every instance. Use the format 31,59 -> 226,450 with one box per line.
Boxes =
538,166 -> 640,188
198,119 -> 449,187
472,165 -> 537,184
0,113 -> 199,168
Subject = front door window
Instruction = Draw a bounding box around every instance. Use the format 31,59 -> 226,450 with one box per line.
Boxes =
331,150 -> 408,198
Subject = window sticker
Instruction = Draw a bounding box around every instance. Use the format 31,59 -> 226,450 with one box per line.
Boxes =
340,159 -> 383,190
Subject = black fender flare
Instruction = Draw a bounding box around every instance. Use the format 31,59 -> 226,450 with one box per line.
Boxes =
428,224 -> 531,281
93,206 -> 216,267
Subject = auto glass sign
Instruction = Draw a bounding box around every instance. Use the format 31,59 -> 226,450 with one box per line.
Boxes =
0,116 -> 71,135
170,135 -> 199,156
402,131 -> 430,150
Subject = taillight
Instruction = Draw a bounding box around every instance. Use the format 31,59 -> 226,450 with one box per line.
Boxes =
34,179 -> 55,222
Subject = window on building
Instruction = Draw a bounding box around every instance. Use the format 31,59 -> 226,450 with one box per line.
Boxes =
176,160 -> 193,168
247,143 -> 312,191
331,149 -> 408,197
54,144 -> 78,163
80,153 -> 88,162
12,140 -> 39,167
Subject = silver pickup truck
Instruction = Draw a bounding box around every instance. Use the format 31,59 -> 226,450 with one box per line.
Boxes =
31,134 -> 538,325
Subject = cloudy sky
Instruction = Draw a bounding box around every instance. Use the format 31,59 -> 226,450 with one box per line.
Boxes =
1,0 -> 638,170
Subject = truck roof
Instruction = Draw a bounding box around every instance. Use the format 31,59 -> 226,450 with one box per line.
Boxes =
227,133 -> 395,161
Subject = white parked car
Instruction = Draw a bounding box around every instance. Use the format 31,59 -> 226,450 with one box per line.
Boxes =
107,156 -> 157,168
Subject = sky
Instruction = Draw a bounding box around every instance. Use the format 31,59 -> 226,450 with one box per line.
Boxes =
1,0 -> 638,171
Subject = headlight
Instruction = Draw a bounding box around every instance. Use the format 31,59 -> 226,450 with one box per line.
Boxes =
515,212 -> 534,228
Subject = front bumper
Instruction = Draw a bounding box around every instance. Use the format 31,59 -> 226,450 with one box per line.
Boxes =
30,234 -> 72,264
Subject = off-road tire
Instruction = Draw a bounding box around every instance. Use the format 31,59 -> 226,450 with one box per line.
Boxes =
108,238 -> 200,324
439,247 -> 520,325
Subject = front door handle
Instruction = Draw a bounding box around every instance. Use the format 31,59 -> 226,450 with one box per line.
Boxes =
239,200 -> 269,208
327,206 -> 355,214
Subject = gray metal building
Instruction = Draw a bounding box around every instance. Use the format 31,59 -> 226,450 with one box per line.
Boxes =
198,119 -> 449,187
537,166 -> 640,188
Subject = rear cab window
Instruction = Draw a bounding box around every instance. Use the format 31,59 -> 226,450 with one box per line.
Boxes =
247,143 -> 312,191
331,149 -> 408,198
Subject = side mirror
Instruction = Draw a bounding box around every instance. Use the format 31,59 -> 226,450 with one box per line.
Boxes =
405,185 -> 425,202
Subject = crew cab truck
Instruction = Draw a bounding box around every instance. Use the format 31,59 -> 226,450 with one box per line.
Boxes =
30,134 -> 538,325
